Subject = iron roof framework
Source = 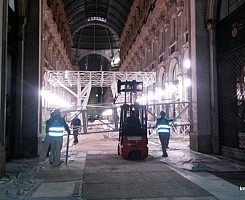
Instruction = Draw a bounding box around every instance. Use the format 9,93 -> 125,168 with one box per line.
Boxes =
63,0 -> 133,51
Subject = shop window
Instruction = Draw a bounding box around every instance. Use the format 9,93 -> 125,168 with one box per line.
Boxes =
220,0 -> 245,20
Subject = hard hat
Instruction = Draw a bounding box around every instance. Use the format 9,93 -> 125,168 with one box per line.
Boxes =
51,108 -> 61,117
160,111 -> 166,116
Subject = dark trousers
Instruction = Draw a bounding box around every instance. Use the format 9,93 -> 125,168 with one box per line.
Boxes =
50,136 -> 63,166
73,130 -> 79,142
166,134 -> 170,147
158,133 -> 169,156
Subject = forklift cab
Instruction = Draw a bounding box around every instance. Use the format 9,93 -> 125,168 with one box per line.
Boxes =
118,103 -> 148,160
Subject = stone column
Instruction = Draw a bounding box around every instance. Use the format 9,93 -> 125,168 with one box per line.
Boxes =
21,0 -> 42,156
207,21 -> 220,154
189,0 -> 212,153
14,3 -> 27,157
0,0 -> 7,178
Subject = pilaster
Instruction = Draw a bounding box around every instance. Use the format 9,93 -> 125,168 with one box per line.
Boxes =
189,0 -> 212,153
206,20 -> 220,154
21,0 -> 42,156
0,0 -> 6,178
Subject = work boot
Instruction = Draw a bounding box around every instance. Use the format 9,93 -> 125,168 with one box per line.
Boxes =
73,138 -> 78,145
162,153 -> 168,157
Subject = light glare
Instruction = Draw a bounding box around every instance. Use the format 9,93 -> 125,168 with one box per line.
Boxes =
184,78 -> 191,87
41,90 -> 72,107
102,109 -> 112,116
184,59 -> 191,69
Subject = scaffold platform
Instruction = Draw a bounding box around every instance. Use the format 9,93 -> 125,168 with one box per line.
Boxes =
47,70 -> 156,88
46,70 -> 156,108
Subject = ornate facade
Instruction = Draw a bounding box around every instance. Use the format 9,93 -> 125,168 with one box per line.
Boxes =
42,0 -> 75,121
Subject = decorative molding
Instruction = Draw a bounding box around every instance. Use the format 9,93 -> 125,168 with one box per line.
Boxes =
177,0 -> 185,15
43,0 -> 73,70
119,0 -> 189,80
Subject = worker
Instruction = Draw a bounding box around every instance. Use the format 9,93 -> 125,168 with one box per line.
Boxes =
48,108 -> 70,166
125,110 -> 141,129
38,111 -> 54,162
71,115 -> 81,145
154,111 -> 171,157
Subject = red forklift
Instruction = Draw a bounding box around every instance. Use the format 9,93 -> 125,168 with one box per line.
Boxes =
117,80 -> 148,160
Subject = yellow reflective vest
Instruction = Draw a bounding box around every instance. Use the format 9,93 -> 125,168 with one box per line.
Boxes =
156,118 -> 171,134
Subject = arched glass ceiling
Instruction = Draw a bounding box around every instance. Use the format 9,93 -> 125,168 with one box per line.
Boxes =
62,0 -> 133,51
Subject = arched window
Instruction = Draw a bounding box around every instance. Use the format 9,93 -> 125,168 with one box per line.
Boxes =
161,68 -> 166,87
161,30 -> 164,52
172,62 -> 179,83
170,17 -> 176,44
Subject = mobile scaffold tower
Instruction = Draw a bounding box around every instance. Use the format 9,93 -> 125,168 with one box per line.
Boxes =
47,70 -> 156,108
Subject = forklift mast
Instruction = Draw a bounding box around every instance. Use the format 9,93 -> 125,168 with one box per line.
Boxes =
117,80 -> 143,104
117,80 -> 147,136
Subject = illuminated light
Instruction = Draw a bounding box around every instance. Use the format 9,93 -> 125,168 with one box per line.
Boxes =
165,83 -> 178,97
155,87 -> 164,100
136,94 -> 148,105
147,92 -> 154,101
87,17 -> 107,22
136,95 -> 147,104
184,59 -> 191,69
41,90 -> 72,107
137,88 -> 165,103
168,84 -> 177,92
111,56 -> 121,66
65,70 -> 69,79
184,78 -> 191,87
102,109 -> 112,116
114,56 -> 120,64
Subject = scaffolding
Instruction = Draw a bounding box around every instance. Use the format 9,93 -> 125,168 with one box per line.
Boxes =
45,70 -> 191,163
46,70 -> 190,136
145,100 -> 191,135
47,70 -> 156,108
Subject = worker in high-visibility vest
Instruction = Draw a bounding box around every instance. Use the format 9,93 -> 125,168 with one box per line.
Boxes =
154,111 -> 171,157
38,111 -> 54,162
47,108 -> 70,166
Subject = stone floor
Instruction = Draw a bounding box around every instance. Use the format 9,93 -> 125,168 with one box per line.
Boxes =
0,131 -> 245,200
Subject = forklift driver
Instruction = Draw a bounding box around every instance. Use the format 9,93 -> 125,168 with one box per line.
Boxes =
125,110 -> 141,129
